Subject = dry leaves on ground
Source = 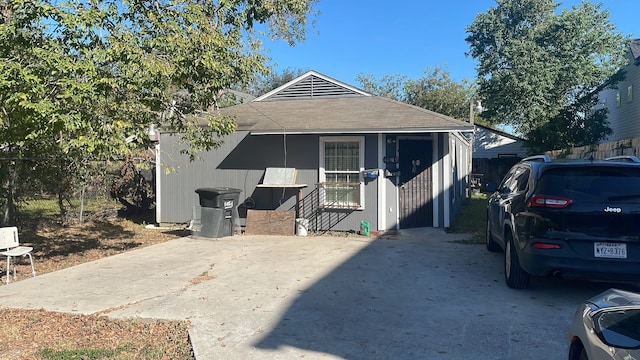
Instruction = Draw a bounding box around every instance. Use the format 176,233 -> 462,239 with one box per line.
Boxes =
0,216 -> 194,359
0,308 -> 193,359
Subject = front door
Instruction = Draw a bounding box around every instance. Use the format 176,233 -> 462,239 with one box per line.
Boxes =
398,139 -> 433,228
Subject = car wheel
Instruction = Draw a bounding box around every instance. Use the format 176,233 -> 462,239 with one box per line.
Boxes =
576,347 -> 588,360
504,233 -> 531,289
568,341 -> 588,360
486,217 -> 501,252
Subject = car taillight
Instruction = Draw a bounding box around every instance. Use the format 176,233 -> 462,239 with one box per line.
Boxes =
533,243 -> 561,249
528,195 -> 573,208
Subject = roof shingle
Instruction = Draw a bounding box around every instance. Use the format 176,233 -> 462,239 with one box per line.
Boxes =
219,71 -> 473,134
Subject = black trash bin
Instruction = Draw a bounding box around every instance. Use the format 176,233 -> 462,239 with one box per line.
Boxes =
195,187 -> 242,238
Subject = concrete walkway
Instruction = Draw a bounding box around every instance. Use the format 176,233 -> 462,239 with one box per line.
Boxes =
0,228 -> 618,359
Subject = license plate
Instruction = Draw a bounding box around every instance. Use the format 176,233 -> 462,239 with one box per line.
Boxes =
594,242 -> 627,259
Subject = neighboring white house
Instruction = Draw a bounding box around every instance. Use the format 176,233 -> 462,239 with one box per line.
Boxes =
473,124 -> 528,159
598,39 -> 640,142
470,124 -> 528,191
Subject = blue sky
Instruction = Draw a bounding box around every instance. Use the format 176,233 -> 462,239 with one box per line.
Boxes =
261,0 -> 639,86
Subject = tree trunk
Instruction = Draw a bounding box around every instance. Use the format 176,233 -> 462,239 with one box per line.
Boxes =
2,160 -> 17,226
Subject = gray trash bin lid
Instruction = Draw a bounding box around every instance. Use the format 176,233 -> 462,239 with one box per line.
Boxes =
195,187 -> 242,196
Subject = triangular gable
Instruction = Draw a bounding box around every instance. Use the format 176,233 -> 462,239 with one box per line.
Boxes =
254,70 -> 371,102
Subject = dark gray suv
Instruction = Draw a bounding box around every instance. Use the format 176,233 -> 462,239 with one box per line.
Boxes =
486,155 -> 640,289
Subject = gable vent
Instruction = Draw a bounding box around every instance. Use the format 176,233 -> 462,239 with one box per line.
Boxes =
262,75 -> 365,101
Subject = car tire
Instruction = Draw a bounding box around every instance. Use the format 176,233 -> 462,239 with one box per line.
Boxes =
504,233 -> 531,289
486,217 -> 501,252
568,341 -> 588,360
578,348 -> 588,360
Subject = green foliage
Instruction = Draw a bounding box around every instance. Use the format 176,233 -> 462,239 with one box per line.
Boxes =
357,73 -> 408,101
1,157 -> 118,226
40,346 -> 126,360
0,0 -> 317,159
0,0 -> 317,222
466,0 -> 629,151
40,343 -> 174,360
110,155 -> 154,214
404,67 -> 475,121
526,90 -> 613,153
357,66 -> 474,121
447,194 -> 487,245
249,67 -> 309,96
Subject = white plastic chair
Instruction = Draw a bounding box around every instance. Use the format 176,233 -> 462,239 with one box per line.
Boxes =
0,226 -> 36,284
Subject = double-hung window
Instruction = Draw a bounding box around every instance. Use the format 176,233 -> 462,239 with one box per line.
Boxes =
319,137 -> 364,209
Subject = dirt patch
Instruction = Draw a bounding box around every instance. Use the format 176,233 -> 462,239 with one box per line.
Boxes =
0,308 -> 193,359
1,217 -> 194,359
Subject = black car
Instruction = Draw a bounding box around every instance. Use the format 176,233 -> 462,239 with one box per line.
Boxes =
486,155 -> 640,289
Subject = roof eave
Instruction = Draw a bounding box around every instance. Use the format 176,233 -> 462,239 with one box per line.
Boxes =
249,127 -> 475,135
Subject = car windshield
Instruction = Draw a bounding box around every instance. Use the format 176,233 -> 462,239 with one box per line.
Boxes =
536,167 -> 640,203
596,308 -> 640,349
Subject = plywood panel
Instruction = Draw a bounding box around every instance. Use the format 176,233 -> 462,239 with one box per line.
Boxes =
245,210 -> 295,235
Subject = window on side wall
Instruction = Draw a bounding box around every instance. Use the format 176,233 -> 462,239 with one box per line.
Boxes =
319,137 -> 364,209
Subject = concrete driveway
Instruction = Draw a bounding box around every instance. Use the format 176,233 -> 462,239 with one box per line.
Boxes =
0,227 -> 635,359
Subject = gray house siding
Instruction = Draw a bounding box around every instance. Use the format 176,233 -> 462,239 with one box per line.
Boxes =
157,130 -> 262,224
358,134 -> 380,230
157,131 -> 381,232
437,133 -> 446,227
600,49 -> 640,142
435,132 -> 470,227
449,133 -> 469,222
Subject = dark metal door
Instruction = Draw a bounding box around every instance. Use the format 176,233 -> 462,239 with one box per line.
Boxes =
399,139 -> 433,228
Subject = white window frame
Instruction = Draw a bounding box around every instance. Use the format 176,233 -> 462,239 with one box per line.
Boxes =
319,136 -> 365,209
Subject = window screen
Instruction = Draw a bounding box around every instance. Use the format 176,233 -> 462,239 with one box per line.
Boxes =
321,138 -> 363,208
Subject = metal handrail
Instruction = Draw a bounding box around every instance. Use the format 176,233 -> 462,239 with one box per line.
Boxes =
289,182 -> 360,233
317,182 -> 361,209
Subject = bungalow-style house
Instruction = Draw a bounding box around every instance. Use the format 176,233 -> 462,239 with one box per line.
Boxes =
598,39 -> 640,142
154,71 -> 474,234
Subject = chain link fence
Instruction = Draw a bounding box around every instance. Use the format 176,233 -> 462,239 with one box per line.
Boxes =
0,158 -> 127,229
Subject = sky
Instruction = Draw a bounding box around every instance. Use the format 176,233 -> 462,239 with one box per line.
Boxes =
261,0 -> 639,86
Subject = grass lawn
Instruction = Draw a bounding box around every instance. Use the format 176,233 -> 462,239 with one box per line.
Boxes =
447,193 -> 488,245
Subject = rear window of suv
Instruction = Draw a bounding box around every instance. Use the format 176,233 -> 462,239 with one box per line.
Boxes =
535,166 -> 640,203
